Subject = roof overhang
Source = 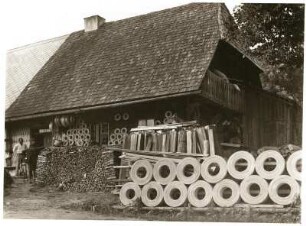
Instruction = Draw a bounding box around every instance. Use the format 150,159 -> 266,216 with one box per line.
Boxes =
223,40 -> 264,73
5,90 -> 201,122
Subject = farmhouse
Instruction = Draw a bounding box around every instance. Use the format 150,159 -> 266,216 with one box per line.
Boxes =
5,3 -> 301,154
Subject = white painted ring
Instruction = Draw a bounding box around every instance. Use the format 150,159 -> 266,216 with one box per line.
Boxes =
255,150 -> 285,180
201,155 -> 227,184
188,180 -> 213,207
153,159 -> 177,185
268,175 -> 300,205
286,150 -> 302,181
240,175 -> 269,205
130,160 -> 153,185
165,111 -> 173,118
114,128 -> 121,134
122,113 -> 130,121
120,182 -> 141,206
114,113 -> 121,121
212,179 -> 240,207
177,157 -> 201,184
121,127 -> 128,134
141,181 -> 164,207
164,181 -> 188,207
227,151 -> 255,180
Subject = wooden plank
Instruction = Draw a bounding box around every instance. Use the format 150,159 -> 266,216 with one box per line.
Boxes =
107,147 -> 205,158
136,133 -> 142,151
124,153 -> 182,163
157,133 -> 163,152
176,130 -> 185,153
170,130 -> 177,153
162,133 -> 167,152
145,135 -> 153,151
196,128 -> 204,154
111,190 -> 120,195
130,133 -> 138,150
165,132 -> 170,152
131,125 -> 178,132
235,204 -> 283,208
192,129 -> 197,154
112,205 -> 299,213
186,130 -> 192,154
152,133 -> 158,152
108,179 -> 132,183
113,165 -> 131,169
207,127 -> 215,156
130,121 -> 198,132
220,143 -> 244,148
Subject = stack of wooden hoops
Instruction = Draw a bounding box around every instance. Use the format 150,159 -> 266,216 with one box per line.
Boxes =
62,123 -> 91,147
119,149 -> 302,208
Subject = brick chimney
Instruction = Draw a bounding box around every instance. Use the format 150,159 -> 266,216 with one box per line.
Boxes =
84,15 -> 105,32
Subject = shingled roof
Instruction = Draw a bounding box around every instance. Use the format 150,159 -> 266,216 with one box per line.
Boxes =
6,35 -> 68,110
6,3 -> 255,120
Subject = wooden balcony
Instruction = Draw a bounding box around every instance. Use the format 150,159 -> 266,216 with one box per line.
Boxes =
201,70 -> 245,112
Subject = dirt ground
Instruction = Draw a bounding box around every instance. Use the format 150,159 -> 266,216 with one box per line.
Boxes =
3,177 -> 301,223
3,178 -> 133,220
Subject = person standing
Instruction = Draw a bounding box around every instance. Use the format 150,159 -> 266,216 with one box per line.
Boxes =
25,139 -> 41,183
12,138 -> 27,176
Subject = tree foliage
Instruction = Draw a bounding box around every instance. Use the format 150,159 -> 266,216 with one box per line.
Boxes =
233,4 -> 304,104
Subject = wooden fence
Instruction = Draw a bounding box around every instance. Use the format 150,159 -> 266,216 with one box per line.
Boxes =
201,70 -> 244,112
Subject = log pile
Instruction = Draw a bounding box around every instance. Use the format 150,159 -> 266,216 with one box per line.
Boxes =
36,148 -> 53,184
117,148 -> 302,208
35,146 -> 116,192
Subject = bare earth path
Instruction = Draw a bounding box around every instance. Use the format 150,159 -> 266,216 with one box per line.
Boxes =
3,178 -> 131,220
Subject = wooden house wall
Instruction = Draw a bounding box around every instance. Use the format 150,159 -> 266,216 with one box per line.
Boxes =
9,126 -> 31,150
243,88 -> 302,150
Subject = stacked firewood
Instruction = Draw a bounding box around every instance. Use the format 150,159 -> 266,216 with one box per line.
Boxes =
36,148 -> 53,184
35,146 -> 116,192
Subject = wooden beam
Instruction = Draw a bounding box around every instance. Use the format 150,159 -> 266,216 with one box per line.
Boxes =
107,147 -> 205,158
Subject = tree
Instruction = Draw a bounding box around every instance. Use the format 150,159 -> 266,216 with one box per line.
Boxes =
233,4 -> 304,104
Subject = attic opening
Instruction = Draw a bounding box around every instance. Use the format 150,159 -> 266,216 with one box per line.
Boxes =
208,40 -> 263,89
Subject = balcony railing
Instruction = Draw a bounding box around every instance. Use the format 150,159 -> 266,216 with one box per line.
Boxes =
201,70 -> 245,112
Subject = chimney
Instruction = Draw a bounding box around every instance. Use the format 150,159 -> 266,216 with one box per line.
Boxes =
84,15 -> 105,32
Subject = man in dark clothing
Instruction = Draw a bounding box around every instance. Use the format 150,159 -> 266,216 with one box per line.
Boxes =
24,140 -> 41,182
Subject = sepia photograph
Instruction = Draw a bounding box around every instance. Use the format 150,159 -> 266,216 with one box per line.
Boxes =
2,0 -> 304,224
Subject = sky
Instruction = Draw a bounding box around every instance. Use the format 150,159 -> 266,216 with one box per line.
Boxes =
0,0 -> 238,50
0,0 -> 304,50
